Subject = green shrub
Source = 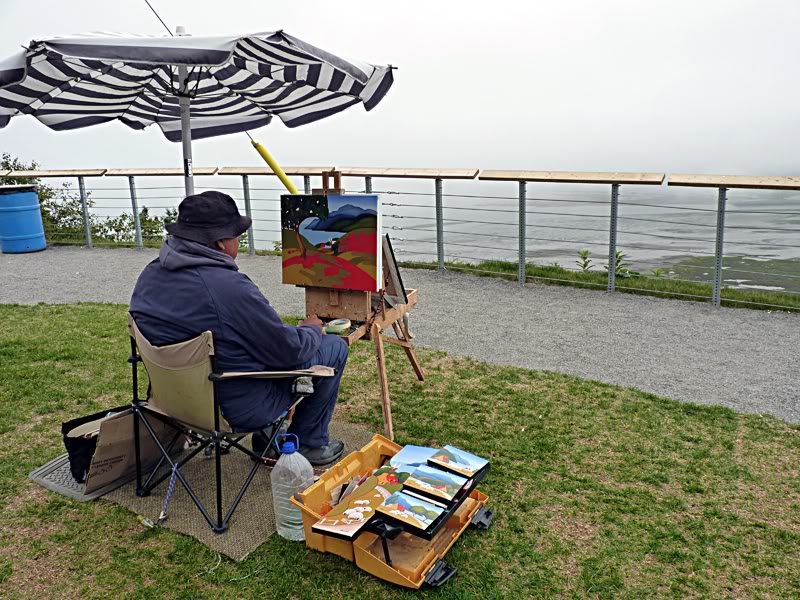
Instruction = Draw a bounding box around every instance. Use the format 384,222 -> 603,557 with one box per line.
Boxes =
1,153 -> 175,247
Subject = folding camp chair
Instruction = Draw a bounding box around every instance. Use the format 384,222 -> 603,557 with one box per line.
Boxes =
127,313 -> 335,533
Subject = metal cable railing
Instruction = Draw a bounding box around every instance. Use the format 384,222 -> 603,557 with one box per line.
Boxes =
15,169 -> 798,312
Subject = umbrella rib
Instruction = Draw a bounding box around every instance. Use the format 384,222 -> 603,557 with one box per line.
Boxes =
115,67 -> 169,126
3,60 -> 122,115
56,61 -> 168,126
202,65 -> 272,120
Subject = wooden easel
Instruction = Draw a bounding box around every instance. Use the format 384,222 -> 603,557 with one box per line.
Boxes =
304,171 -> 425,440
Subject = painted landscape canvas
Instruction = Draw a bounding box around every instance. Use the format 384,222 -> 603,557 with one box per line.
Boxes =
376,490 -> 445,531
312,467 -> 404,539
388,445 -> 437,468
281,194 -> 382,292
403,465 -> 468,502
428,445 -> 489,478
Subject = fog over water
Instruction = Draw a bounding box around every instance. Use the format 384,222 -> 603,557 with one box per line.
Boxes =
1,0 -> 798,288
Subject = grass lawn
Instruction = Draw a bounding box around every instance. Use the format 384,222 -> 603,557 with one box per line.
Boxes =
1,304 -> 799,599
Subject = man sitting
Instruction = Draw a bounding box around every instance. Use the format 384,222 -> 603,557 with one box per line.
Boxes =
129,191 -> 347,465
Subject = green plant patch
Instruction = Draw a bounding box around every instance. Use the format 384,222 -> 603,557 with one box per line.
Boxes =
400,258 -> 800,313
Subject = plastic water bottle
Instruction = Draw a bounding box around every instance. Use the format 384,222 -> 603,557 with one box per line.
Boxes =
271,433 -> 314,541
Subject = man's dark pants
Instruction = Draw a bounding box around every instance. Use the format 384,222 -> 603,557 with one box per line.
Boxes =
287,335 -> 348,448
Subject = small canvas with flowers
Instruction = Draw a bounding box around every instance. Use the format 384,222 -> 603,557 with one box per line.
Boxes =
312,466 -> 405,539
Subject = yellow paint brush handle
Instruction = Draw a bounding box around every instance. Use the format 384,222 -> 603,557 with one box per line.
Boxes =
251,140 -> 299,195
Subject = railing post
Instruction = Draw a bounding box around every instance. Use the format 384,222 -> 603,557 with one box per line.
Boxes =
128,176 -> 143,249
303,175 -> 311,195
518,181 -> 526,286
607,183 -> 620,292
713,187 -> 728,307
435,178 -> 444,272
365,176 -> 373,194
242,175 -> 255,256
77,176 -> 92,248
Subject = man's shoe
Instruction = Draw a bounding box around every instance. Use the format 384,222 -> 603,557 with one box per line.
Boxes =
251,422 -> 288,460
299,440 -> 345,466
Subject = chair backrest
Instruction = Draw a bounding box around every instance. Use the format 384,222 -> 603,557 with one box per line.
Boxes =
128,314 -> 230,433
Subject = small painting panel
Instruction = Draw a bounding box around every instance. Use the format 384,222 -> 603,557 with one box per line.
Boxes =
281,194 -> 382,292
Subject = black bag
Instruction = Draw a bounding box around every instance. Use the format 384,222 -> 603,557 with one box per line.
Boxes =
61,406 -> 127,483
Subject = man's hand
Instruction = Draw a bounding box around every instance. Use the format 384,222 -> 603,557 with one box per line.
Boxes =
300,314 -> 324,331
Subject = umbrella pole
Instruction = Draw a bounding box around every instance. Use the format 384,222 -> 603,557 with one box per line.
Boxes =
176,27 -> 194,197
178,66 -> 194,197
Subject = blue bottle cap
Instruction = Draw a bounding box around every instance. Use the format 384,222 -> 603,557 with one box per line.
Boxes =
280,440 -> 297,454
276,433 -> 300,454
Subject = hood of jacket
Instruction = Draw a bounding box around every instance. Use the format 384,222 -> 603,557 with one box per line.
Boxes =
158,236 -> 239,272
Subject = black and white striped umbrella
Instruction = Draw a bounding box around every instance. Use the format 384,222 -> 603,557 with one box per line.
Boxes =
0,30 -> 394,193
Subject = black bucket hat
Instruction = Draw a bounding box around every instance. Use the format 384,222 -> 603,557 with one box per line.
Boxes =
165,191 -> 252,244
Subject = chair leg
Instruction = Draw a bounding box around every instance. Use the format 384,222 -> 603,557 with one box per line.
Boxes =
142,437 -> 211,495
141,430 -> 183,492
135,407 -> 307,534
137,410 -> 219,530
133,406 -> 144,496
220,411 -> 292,529
214,435 -> 226,533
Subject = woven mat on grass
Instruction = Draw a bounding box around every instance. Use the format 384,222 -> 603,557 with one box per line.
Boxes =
80,420 -> 372,561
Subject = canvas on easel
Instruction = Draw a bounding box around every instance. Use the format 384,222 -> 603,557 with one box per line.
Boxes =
281,194 -> 382,292
283,179 -> 424,441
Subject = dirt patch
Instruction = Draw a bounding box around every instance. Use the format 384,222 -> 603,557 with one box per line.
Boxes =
0,517 -> 79,599
534,505 -> 601,582
724,421 -> 800,534
3,483 -> 50,514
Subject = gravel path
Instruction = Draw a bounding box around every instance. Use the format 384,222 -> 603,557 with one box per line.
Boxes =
2,246 -> 797,423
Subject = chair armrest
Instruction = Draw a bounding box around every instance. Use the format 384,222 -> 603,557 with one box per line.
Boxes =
212,365 -> 336,380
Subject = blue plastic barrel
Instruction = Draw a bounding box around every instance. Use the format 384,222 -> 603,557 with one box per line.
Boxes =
0,184 -> 47,253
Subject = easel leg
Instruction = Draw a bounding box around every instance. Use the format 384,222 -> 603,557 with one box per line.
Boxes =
373,324 -> 394,440
392,321 -> 425,382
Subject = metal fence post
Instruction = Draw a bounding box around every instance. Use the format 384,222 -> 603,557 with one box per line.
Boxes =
518,181 -> 527,286
77,176 -> 92,248
607,183 -> 620,292
303,175 -> 311,195
128,176 -> 143,249
713,187 -> 728,307
242,175 -> 255,255
365,176 -> 373,194
435,178 -> 444,272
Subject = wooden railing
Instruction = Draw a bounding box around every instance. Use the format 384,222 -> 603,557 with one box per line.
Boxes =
3,167 -> 799,307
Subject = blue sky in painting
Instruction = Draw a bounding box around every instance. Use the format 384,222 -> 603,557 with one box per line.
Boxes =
299,194 -> 379,246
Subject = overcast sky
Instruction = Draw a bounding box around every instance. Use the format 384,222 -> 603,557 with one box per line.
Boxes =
1,0 -> 798,176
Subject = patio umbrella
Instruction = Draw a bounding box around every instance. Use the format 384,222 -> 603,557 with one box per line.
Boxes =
0,30 -> 394,194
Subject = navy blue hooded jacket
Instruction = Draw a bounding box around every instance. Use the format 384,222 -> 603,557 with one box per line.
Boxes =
129,237 -> 322,428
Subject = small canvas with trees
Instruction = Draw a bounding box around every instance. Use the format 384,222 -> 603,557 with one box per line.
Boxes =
281,194 -> 382,292
403,465 -> 468,502
376,490 -> 445,530
428,445 -> 489,478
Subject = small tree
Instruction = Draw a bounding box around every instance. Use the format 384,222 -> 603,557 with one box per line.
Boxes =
576,249 -> 593,272
280,196 -> 328,260
605,250 -> 639,278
